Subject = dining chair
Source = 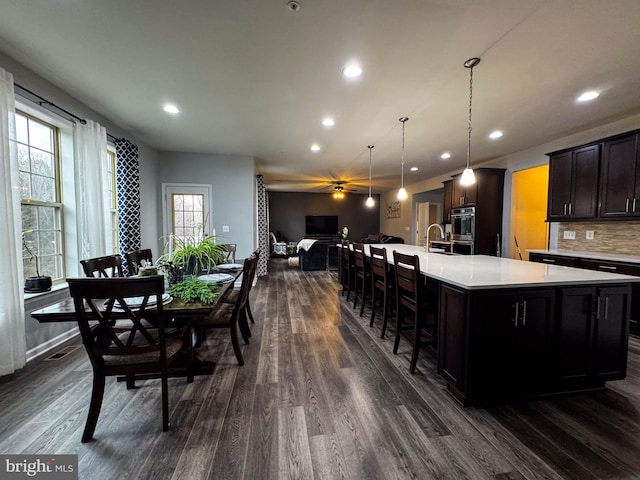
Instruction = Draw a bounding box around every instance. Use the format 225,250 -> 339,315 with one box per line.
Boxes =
393,251 -> 436,373
67,276 -> 193,442
220,249 -> 260,325
352,242 -> 371,315
196,253 -> 257,366
80,254 -> 124,278
220,244 -> 237,264
369,246 -> 395,338
125,248 -> 153,276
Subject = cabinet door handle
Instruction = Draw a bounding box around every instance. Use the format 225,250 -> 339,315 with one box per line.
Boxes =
513,302 -> 519,328
604,297 -> 609,320
542,258 -> 555,263
599,265 -> 617,271
596,296 -> 602,320
634,198 -> 637,213
626,198 -> 630,213
569,203 -> 573,215
522,300 -> 527,326
564,203 -> 568,215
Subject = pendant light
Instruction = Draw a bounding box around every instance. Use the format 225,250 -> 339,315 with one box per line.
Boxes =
460,57 -> 480,186
365,145 -> 375,207
397,117 -> 409,200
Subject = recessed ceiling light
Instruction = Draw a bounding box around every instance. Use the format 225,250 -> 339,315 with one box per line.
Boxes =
577,91 -> 599,102
322,117 -> 335,127
310,144 -> 320,152
440,152 -> 451,160
163,104 -> 180,114
410,167 -> 418,172
342,64 -> 363,78
489,130 -> 503,139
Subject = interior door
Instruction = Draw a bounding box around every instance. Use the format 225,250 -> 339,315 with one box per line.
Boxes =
416,202 -> 429,246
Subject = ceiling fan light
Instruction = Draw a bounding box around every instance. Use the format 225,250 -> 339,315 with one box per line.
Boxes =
365,196 -> 375,207
460,167 -> 476,186
397,187 -> 407,200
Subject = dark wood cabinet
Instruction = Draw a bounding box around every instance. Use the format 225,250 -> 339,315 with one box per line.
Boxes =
438,284 -> 467,395
442,180 -> 453,224
528,252 -> 578,267
530,253 -> 640,337
469,289 -> 554,401
599,133 -> 640,218
556,286 -> 629,385
443,168 -> 505,256
547,144 -> 600,220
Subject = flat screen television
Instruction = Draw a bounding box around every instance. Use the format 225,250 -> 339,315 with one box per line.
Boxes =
305,215 -> 339,236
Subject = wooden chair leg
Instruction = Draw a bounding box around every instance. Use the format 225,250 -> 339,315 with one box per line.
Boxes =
239,309 -> 251,344
369,288 -> 377,327
82,373 -> 106,443
246,301 -> 255,324
393,312 -> 402,354
161,370 -> 170,432
125,374 -> 136,389
380,293 -> 389,339
359,278 -> 367,317
410,320 -> 420,373
230,320 -> 245,366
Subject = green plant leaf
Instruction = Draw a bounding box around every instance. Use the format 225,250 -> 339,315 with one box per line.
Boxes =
168,278 -> 219,303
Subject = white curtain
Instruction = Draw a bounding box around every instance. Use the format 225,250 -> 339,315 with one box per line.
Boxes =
0,68 -> 26,376
74,121 -> 112,262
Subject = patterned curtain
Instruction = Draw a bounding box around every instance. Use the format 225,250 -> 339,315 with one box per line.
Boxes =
256,175 -> 269,276
115,139 -> 141,276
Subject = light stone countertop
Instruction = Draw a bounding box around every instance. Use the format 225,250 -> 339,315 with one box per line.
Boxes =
527,249 -> 640,265
357,244 -> 640,290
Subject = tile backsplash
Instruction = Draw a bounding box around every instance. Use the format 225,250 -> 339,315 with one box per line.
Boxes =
558,222 -> 640,255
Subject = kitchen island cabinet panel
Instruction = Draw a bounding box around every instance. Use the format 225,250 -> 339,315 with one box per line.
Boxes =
438,284 -> 467,397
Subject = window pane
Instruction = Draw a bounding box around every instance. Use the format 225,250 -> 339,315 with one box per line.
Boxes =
31,175 -> 56,202
18,144 -> 29,171
38,206 -> 55,230
16,114 -> 28,143
39,230 -> 56,255
29,120 -> 53,151
30,149 -> 54,177
21,204 -> 37,231
19,172 -> 31,199
173,195 -> 183,210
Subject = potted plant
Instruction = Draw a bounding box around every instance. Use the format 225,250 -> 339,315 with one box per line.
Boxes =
22,230 -> 52,293
157,233 -> 226,277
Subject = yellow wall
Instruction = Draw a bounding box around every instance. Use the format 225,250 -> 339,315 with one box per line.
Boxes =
510,165 -> 549,260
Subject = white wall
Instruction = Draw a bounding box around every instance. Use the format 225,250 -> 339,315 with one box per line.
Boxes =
157,152 -> 256,260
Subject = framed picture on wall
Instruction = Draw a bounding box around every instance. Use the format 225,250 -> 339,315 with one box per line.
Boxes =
385,201 -> 401,218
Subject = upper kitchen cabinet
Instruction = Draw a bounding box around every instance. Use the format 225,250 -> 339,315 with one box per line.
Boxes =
599,132 -> 640,218
547,144 -> 599,221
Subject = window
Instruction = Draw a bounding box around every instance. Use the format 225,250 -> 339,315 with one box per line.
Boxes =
172,193 -> 205,241
17,112 -> 64,282
107,148 -> 119,253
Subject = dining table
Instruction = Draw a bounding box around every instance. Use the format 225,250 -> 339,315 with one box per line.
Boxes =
31,266 -> 244,377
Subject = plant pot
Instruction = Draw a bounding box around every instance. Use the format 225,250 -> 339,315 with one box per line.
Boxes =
24,276 -> 52,293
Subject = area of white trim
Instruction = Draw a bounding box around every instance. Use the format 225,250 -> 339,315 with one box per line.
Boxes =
26,327 -> 80,363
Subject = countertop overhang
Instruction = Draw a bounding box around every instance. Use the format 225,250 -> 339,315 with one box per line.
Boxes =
528,248 -> 640,265
360,244 -> 640,290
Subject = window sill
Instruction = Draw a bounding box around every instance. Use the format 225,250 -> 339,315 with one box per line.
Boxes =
24,282 -> 69,303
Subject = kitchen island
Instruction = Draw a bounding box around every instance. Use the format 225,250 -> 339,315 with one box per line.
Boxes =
358,244 -> 639,406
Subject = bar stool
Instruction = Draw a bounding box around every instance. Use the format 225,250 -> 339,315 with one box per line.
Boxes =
352,242 -> 371,316
369,246 -> 394,338
393,251 -> 436,373
340,240 -> 355,300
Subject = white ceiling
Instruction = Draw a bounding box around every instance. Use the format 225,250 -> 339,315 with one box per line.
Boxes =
1,0 -> 640,194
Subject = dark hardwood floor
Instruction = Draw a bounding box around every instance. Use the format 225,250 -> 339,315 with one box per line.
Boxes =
1,258 -> 640,479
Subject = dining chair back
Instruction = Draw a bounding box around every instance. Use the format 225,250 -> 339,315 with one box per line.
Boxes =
125,248 -> 154,276
220,244 -> 237,264
197,253 -> 258,366
80,254 -> 124,278
67,275 -> 192,442
352,242 -> 371,315
392,251 -> 435,373
369,246 -> 394,338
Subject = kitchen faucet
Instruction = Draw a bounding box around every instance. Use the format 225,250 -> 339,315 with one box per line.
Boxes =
425,223 -> 445,251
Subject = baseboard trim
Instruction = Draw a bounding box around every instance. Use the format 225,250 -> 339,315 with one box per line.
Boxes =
26,327 -> 80,363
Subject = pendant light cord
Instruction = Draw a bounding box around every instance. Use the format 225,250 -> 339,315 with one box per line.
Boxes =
368,145 -> 373,197
467,65 -> 473,170
399,117 -> 408,188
